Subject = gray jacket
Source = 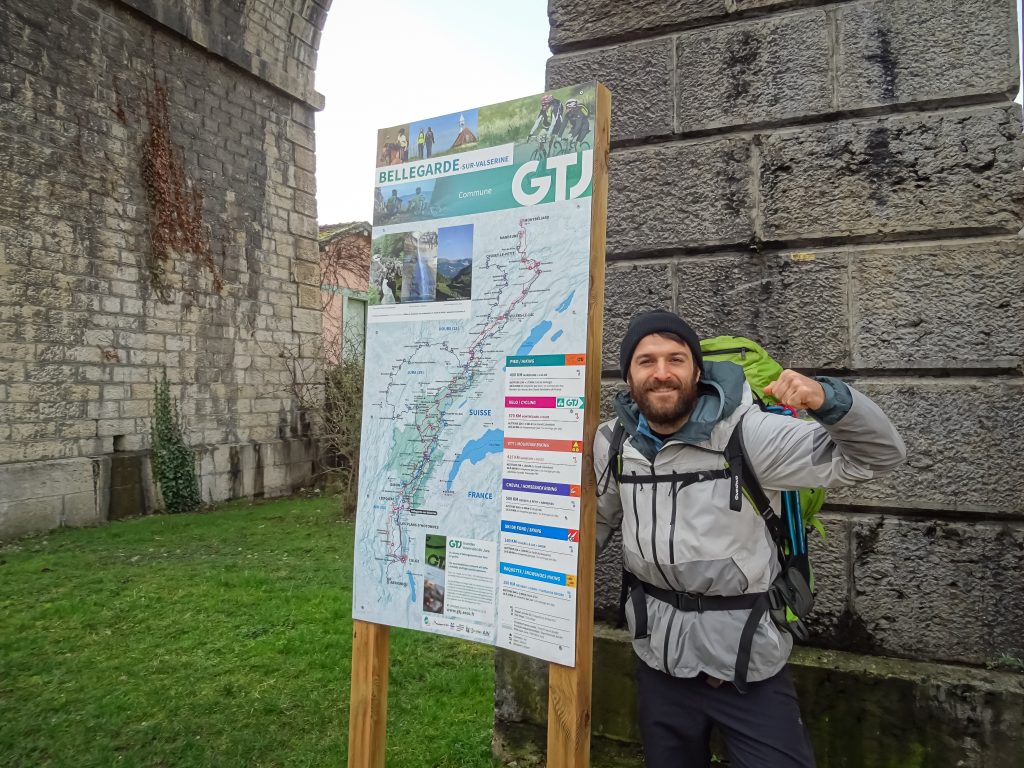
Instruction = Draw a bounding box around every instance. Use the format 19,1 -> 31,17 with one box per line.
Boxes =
594,361 -> 906,682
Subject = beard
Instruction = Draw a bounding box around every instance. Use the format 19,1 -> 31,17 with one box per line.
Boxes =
630,374 -> 699,428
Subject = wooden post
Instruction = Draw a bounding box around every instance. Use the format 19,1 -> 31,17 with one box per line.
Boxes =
347,620 -> 390,768
546,82 -> 611,768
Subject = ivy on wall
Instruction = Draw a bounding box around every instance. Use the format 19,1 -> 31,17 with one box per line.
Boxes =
141,82 -> 224,301
151,370 -> 201,514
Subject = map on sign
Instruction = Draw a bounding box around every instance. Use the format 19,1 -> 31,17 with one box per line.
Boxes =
352,83 -> 599,665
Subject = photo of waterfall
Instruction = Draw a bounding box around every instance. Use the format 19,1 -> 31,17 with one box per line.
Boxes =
401,230 -> 438,303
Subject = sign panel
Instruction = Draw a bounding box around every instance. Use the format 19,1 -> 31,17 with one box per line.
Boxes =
352,84 -> 600,666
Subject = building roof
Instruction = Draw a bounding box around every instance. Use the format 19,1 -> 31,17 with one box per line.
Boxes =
318,220 -> 371,245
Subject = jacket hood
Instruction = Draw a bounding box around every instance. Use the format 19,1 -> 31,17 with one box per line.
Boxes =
613,360 -> 748,456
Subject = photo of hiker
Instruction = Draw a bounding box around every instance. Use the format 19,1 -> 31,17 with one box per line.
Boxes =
368,234 -> 404,305
435,224 -> 473,302
371,180 -> 437,226
401,229 -> 438,303
407,108 -> 478,159
375,123 -> 412,167
417,128 -> 425,159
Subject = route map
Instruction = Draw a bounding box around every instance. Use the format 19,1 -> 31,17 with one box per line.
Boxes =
352,85 -> 598,665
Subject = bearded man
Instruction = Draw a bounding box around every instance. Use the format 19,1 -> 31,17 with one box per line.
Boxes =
593,310 -> 906,768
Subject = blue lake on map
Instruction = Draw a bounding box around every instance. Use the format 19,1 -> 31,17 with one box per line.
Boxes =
515,321 -> 553,356
556,290 -> 575,313
446,428 -> 504,491
550,329 -> 563,342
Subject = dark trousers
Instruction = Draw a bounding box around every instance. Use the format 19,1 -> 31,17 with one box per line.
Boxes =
636,661 -> 816,768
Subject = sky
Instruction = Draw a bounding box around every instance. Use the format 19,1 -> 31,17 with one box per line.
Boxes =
314,0 -> 550,226
314,1 -> 1024,226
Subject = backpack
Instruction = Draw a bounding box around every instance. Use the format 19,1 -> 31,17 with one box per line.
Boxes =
603,336 -> 823,681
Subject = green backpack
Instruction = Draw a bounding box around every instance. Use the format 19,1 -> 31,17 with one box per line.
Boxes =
699,335 -> 827,543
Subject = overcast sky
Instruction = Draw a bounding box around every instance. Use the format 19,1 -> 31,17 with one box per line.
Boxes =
314,0 -> 550,226
314,2 -> 1024,226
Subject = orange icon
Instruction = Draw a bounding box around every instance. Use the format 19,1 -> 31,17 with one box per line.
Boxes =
571,441 -> 581,452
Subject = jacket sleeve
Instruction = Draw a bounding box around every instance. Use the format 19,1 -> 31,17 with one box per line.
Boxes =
741,385 -> 907,491
592,421 -> 623,557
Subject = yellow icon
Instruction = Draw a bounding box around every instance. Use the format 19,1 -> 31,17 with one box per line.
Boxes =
566,575 -> 577,588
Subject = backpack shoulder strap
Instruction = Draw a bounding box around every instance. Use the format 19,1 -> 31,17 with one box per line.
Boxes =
724,415 -> 784,548
725,414 -> 813,583
597,419 -> 627,496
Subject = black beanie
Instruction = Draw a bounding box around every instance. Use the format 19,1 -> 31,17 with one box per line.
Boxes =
619,310 -> 704,381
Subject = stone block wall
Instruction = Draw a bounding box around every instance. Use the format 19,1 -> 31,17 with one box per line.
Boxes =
493,0 -> 1024,764
548,0 -> 1024,669
0,0 -> 331,537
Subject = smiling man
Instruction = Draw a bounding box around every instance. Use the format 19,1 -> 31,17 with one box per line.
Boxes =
594,310 -> 907,768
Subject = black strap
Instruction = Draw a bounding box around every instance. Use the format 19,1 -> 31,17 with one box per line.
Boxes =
724,418 -> 785,548
642,581 -> 765,613
734,593 -> 771,694
598,420 -> 627,495
616,468 -> 730,486
623,572 -> 767,641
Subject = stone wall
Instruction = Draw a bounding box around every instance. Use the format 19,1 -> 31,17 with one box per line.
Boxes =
499,0 -> 1024,764
0,0 -> 329,536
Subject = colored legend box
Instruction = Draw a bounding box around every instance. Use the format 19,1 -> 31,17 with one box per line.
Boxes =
504,438 -> 582,453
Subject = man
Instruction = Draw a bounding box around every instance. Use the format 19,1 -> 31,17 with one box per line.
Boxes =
594,310 -> 906,768
398,128 -> 409,162
425,126 -> 435,158
527,93 -> 563,141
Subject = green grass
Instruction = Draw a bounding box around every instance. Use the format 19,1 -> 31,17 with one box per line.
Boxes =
0,497 -> 498,768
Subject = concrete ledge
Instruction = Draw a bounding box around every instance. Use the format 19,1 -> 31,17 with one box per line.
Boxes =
494,626 -> 1024,766
0,438 -> 317,539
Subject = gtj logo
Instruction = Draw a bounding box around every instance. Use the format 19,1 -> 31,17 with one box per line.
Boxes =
448,540 -> 463,550
512,151 -> 593,206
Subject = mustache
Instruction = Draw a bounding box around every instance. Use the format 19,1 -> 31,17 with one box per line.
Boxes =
641,379 -> 682,393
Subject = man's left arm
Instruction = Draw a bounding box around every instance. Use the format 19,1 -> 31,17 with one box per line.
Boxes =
743,370 -> 907,491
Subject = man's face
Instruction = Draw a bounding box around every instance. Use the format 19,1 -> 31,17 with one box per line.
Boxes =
627,334 -> 700,427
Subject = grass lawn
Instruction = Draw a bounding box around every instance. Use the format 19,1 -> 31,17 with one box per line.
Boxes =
0,497 -> 498,768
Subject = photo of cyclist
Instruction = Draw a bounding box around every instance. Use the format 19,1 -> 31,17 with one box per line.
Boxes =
562,98 -> 590,145
527,93 -> 563,140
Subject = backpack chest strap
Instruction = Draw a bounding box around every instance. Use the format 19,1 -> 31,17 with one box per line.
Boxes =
616,467 -> 730,488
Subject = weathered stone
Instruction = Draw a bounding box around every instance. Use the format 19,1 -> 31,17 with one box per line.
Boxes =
850,517 -> 1024,666
676,9 -> 831,133
850,238 -> 1024,370
599,378 -> 627,422
675,249 -> 850,369
608,139 -> 753,255
547,38 -> 674,141
829,378 -> 1024,514
759,106 -> 1024,242
548,0 -> 817,51
602,261 -> 674,375
0,0 -> 324,513
494,631 -> 1024,767
803,514 -> 850,642
62,490 -> 102,527
0,497 -> 62,539
594,530 -> 624,621
838,0 -> 1020,110
549,0 -> 722,50
0,457 -> 97,502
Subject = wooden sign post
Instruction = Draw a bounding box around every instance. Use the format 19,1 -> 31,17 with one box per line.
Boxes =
546,82 -> 609,768
347,83 -> 611,768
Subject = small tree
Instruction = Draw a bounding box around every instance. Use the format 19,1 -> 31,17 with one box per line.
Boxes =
151,370 -> 201,514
